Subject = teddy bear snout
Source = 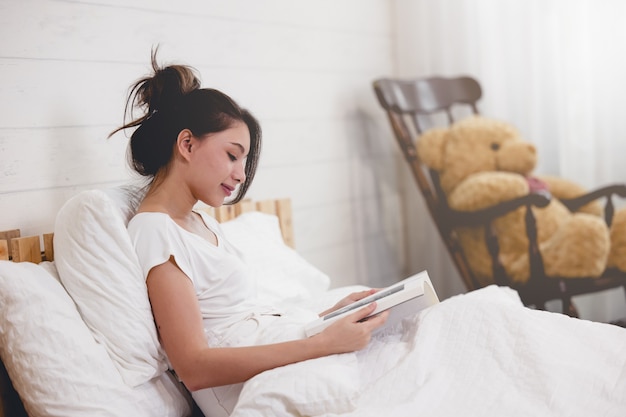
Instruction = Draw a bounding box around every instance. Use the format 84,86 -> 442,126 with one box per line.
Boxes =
496,141 -> 537,175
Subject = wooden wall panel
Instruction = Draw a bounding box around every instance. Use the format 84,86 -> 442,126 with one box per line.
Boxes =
0,0 -> 404,289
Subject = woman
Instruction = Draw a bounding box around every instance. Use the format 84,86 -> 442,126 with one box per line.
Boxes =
112,52 -> 388,415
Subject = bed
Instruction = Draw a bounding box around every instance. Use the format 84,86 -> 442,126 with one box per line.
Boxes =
1,185 -> 625,417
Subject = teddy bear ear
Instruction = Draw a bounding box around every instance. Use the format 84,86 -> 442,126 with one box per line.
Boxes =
416,127 -> 449,171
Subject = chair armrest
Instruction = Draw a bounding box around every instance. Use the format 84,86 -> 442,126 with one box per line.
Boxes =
559,184 -> 626,226
559,184 -> 626,211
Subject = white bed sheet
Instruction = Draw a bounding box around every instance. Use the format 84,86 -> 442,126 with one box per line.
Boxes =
231,285 -> 626,417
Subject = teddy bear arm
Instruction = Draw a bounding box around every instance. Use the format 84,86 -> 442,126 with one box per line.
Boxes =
536,175 -> 581,197
536,174 -> 611,216
448,172 -> 532,212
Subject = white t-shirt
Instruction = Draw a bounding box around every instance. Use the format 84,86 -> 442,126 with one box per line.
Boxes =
127,211 -> 279,333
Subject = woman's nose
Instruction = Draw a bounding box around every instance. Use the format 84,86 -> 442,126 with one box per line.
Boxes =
234,162 -> 246,183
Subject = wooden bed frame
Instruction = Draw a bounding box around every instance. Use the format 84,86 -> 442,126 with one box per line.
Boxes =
0,197 -> 293,417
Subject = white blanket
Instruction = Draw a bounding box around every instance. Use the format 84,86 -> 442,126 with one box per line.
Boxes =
232,286 -> 626,417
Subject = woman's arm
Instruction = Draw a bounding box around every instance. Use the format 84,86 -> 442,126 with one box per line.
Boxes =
147,258 -> 387,392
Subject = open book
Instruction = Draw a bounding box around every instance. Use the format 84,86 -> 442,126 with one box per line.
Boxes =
305,270 -> 439,337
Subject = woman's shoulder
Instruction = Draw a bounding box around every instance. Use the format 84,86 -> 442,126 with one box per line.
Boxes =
127,211 -> 175,239
128,211 -> 171,227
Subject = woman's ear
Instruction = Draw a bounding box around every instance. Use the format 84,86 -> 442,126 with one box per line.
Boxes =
175,129 -> 194,161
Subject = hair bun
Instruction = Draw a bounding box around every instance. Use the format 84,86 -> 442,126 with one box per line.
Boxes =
145,64 -> 201,113
107,47 -> 201,138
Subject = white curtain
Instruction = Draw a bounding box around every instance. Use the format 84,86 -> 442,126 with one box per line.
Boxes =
394,0 -> 626,322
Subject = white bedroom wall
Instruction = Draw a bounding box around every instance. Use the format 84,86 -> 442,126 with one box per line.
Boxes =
0,0 -> 412,290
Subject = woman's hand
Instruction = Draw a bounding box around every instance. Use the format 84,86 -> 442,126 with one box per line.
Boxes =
315,302 -> 389,354
318,288 -> 379,317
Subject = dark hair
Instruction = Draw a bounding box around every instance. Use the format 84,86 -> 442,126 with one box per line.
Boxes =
110,49 -> 261,204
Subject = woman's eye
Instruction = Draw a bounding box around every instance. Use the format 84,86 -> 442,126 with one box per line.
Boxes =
490,143 -> 500,151
228,153 -> 237,162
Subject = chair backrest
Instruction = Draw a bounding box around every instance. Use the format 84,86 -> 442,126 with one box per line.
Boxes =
372,76 -> 483,291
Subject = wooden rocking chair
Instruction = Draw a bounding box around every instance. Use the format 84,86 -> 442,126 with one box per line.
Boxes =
372,76 -> 626,318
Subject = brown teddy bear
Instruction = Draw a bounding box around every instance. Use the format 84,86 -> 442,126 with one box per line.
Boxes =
416,115 -> 626,287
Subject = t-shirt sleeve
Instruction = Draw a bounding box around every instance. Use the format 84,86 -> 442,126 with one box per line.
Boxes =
127,214 -> 193,283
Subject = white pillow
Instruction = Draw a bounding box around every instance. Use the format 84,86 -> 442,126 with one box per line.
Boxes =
0,260 -> 146,416
219,211 -> 331,306
0,260 -> 192,417
53,187 -> 167,387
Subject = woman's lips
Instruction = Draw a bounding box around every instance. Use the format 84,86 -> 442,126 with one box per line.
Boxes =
221,184 -> 234,196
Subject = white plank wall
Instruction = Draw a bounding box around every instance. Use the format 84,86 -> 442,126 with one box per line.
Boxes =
0,0 -> 411,290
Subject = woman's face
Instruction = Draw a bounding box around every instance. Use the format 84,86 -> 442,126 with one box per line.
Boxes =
185,121 -> 251,207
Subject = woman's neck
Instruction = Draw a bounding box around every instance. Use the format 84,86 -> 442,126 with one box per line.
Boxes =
139,176 -> 197,221
139,176 -> 216,243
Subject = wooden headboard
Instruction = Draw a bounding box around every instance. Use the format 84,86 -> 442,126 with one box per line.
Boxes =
0,197 -> 293,417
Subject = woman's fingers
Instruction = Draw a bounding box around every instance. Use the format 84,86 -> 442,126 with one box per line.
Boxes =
349,302 -> 388,326
360,309 -> 390,329
320,302 -> 391,353
352,289 -> 377,300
